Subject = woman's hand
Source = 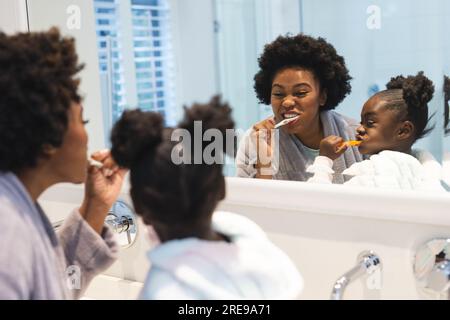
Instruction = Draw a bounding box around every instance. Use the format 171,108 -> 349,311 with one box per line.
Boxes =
80,149 -> 128,234
319,136 -> 348,161
252,117 -> 276,179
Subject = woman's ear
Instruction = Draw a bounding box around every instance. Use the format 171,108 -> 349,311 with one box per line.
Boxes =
41,144 -> 57,158
319,89 -> 328,107
397,121 -> 415,140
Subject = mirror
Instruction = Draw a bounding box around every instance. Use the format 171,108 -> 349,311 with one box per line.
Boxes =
23,0 -> 450,193
213,0 -> 449,191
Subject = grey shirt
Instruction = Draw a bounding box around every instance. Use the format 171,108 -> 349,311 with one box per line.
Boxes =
0,172 -> 119,299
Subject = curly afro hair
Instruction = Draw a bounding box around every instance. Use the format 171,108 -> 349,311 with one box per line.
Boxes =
0,27 -> 84,172
254,34 -> 352,110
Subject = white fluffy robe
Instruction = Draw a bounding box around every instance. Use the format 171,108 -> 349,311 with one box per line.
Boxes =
307,149 -> 446,192
140,211 -> 303,300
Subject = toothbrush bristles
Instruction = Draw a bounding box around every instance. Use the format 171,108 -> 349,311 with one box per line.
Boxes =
89,158 -> 104,169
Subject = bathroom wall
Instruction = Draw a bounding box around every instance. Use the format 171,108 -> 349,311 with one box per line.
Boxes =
0,0 -> 28,34
25,0 -> 106,153
166,0 -> 219,122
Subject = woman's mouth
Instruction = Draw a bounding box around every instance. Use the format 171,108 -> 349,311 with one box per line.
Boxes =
280,112 -> 301,127
282,112 -> 299,119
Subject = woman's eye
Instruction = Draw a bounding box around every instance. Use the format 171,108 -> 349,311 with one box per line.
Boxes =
272,92 -> 284,98
294,92 -> 307,98
366,120 -> 375,127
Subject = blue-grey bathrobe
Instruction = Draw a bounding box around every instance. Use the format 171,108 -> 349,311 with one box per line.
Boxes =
0,172 -> 119,299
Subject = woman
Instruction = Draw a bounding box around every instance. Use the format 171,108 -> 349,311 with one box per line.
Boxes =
0,28 -> 126,299
236,34 -> 362,182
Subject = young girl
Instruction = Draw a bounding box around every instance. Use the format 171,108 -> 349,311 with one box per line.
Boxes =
110,96 -> 303,299
307,72 -> 444,191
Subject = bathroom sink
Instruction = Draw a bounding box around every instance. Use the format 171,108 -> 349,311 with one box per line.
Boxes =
82,275 -> 143,300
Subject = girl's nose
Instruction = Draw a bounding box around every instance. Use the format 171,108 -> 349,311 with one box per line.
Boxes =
356,124 -> 365,135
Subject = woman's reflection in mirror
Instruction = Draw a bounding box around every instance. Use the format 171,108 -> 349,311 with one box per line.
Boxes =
235,34 -> 362,182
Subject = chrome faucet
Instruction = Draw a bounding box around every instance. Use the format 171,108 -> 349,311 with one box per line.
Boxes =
330,251 -> 382,300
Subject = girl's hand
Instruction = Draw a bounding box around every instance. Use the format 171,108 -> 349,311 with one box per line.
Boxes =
319,136 -> 348,160
80,149 -> 128,234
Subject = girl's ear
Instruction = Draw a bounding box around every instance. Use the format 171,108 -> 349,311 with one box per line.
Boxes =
397,121 -> 415,140
319,89 -> 328,107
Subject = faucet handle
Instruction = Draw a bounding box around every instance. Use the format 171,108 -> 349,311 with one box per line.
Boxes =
427,260 -> 450,293
414,238 -> 450,299
105,214 -> 131,234
104,200 -> 138,248
358,251 -> 381,274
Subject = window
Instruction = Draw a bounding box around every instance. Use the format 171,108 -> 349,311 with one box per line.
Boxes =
93,0 -> 126,126
131,0 -> 175,122
94,0 -> 175,135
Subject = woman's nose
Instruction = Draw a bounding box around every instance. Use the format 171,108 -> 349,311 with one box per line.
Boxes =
282,97 -> 295,108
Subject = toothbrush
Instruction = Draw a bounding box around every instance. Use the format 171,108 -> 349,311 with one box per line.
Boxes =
88,158 -> 104,169
274,115 -> 300,129
343,140 -> 362,147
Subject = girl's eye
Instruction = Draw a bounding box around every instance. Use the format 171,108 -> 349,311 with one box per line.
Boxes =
294,92 -> 307,98
366,120 -> 375,127
82,119 -> 90,125
272,92 -> 284,97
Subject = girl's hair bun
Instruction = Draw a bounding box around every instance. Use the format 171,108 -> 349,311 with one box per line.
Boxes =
111,109 -> 164,168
